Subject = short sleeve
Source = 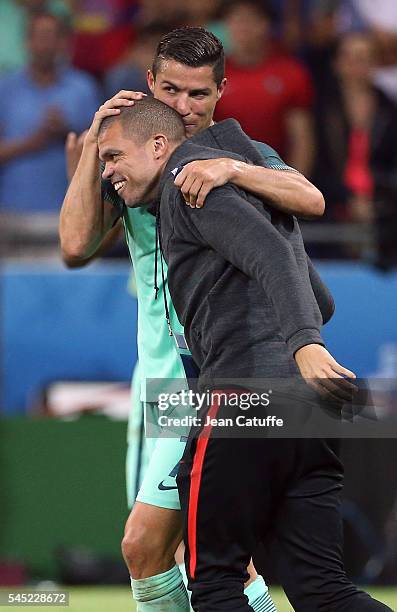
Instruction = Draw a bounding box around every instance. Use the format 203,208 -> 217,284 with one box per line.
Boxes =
252,140 -> 300,173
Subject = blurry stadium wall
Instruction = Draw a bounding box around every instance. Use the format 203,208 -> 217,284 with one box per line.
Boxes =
0,416 -> 128,580
2,260 -> 397,413
1,262 -> 137,413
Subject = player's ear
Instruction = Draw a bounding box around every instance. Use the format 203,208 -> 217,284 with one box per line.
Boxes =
216,78 -> 227,101
152,134 -> 168,160
147,70 -> 155,94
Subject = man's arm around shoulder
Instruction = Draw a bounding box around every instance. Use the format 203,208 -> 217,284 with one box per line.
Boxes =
174,142 -> 324,218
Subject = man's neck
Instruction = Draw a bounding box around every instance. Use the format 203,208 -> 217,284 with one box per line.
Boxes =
157,137 -> 190,194
148,150 -> 178,203
162,139 -> 187,169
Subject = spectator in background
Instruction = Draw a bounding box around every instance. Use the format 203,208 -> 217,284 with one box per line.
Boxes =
314,33 -> 377,223
185,0 -> 230,52
136,0 -> 186,29
313,32 -> 397,267
70,0 -> 138,80
215,0 -> 315,176
0,0 -> 70,74
338,0 -> 397,104
289,1 -> 341,94
0,13 -> 100,214
103,23 -> 167,99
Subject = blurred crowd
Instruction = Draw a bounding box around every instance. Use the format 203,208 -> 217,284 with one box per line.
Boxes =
1,0 -> 397,268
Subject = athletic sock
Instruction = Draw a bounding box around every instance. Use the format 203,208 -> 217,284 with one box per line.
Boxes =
131,565 -> 190,611
245,575 -> 277,612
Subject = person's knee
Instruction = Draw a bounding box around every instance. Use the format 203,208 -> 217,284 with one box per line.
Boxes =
121,516 -> 177,578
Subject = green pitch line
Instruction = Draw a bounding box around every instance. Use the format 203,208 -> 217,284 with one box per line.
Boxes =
1,586 -> 396,611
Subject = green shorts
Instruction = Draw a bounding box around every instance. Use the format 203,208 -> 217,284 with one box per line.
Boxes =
126,364 -> 152,508
126,370 -> 188,510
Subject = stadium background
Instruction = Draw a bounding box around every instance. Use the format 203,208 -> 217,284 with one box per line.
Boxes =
1,0 -> 397,610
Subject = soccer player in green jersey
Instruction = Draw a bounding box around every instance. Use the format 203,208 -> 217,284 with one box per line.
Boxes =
60,27 -> 325,611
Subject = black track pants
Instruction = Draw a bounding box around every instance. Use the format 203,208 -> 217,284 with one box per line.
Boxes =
177,395 -> 393,612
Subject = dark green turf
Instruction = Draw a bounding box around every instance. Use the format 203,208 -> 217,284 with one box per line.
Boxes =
1,586 -> 396,611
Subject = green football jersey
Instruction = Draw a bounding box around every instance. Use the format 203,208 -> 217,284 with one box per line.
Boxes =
122,205 -> 187,401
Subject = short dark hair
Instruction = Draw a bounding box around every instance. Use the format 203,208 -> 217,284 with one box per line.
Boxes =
152,27 -> 225,87
98,96 -> 185,144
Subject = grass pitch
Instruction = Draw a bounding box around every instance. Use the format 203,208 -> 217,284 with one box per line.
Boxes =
3,586 -> 396,611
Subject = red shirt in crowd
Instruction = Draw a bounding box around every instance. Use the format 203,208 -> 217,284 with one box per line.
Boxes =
215,51 -> 314,157
344,129 -> 374,198
72,0 -> 138,78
